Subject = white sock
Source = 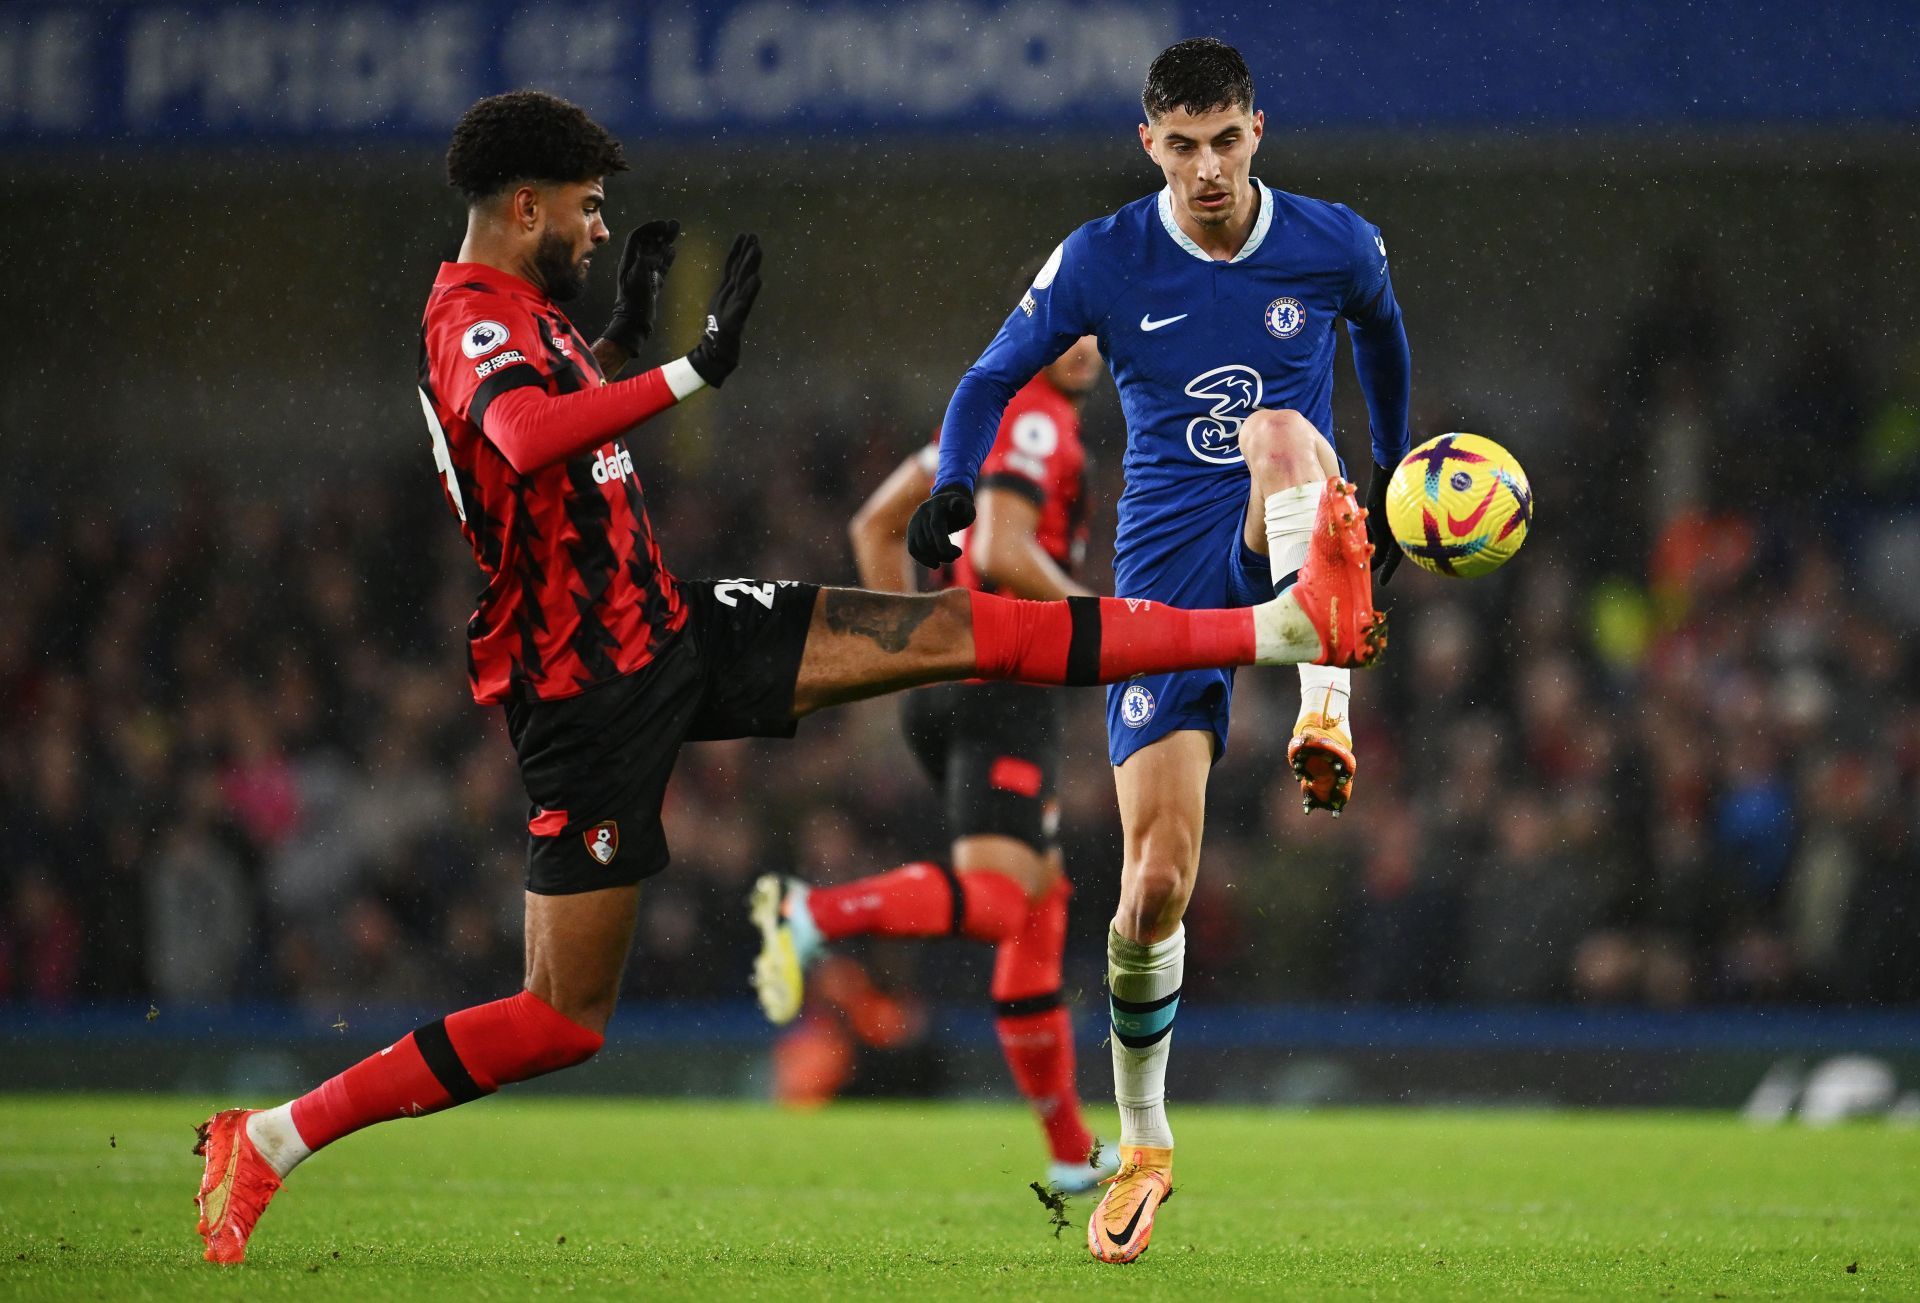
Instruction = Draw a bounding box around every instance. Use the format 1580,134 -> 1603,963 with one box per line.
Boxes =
1263,481 -> 1323,588
1108,925 -> 1184,1150
1251,594 -> 1322,664
245,1103 -> 312,1179
1270,485 -> 1353,724
1251,481 -> 1330,668
1298,664 -> 1351,728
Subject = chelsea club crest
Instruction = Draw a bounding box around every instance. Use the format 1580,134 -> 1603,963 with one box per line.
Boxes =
1264,297 -> 1305,340
1121,682 -> 1156,729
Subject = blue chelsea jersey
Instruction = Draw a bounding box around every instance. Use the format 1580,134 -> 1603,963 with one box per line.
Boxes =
937,180 -> 1410,599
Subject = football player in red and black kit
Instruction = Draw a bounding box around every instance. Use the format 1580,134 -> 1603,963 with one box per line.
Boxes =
190,91 -> 1384,1265
750,336 -> 1120,1193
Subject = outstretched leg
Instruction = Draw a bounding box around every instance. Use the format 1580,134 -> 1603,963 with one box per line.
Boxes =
785,525 -> 1381,718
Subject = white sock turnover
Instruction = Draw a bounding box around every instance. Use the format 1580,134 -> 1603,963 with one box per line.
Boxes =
1252,481 -> 1330,666
245,1103 -> 312,1179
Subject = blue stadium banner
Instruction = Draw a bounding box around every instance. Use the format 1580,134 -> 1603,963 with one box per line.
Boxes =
2,0 -> 1915,143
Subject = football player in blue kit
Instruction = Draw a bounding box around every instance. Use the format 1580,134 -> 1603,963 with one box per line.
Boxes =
905,38 -> 1411,1262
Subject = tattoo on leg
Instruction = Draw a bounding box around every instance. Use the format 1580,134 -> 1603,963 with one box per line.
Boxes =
821,590 -> 938,654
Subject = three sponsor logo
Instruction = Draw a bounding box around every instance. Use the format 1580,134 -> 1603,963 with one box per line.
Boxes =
1183,364 -> 1262,465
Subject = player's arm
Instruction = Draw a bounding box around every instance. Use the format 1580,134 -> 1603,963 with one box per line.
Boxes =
592,220 -> 680,378
849,450 -> 934,593
1342,213 -> 1413,582
1347,289 -> 1410,469
908,236 -> 1102,567
968,486 -> 1092,601
481,234 -> 763,475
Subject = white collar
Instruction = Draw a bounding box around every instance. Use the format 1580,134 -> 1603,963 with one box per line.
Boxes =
1156,178 -> 1273,264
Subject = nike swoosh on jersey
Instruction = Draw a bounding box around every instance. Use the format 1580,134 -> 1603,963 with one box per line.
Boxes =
1447,483 -> 1499,537
1139,313 -> 1188,332
1105,1189 -> 1154,1245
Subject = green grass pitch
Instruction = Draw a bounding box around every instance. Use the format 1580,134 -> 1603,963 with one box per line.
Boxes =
2,1095 -> 1915,1299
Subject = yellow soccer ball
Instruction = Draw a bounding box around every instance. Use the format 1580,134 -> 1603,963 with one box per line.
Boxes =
1384,433 -> 1533,578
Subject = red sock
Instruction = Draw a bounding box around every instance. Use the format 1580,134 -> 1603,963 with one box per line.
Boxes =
288,990 -> 603,1151
808,863 -> 1028,943
967,591 -> 1255,686
991,878 -> 1095,1165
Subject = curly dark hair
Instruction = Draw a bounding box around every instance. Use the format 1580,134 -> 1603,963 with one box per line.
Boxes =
445,91 -> 629,203
1141,37 -> 1254,120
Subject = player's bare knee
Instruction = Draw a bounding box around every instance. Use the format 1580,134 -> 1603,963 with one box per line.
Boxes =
1241,408 -> 1327,489
1115,859 -> 1193,939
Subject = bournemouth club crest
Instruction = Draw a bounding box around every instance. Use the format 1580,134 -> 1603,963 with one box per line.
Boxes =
585,821 -> 619,865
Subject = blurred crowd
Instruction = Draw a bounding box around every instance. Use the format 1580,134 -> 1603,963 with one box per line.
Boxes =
4,255 -> 1919,1015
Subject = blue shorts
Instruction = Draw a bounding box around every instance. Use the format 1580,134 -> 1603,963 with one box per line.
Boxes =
1106,521 -> 1274,768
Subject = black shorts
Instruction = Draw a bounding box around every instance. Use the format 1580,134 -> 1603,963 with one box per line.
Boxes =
901,681 -> 1061,853
505,579 -> 819,894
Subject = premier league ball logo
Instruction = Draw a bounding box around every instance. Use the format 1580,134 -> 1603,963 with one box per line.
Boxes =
1264,297 -> 1305,340
461,320 -> 509,358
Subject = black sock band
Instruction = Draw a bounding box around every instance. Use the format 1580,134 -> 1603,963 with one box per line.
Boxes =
412,1017 -> 487,1104
1064,595 -> 1102,686
993,990 -> 1064,1019
934,861 -> 967,935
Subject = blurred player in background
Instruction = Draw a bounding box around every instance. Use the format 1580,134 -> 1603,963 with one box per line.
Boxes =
188,91 -> 1384,1265
906,38 -> 1411,1261
752,334 -> 1121,1194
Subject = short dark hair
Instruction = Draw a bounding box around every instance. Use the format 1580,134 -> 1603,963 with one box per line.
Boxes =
445,90 -> 628,204
1141,37 -> 1254,120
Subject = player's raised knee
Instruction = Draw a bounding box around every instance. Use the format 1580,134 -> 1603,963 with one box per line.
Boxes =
1240,409 -> 1334,487
1240,408 -> 1327,479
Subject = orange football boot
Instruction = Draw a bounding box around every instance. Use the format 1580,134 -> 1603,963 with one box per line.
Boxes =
1086,1145 -> 1174,1264
193,1108 -> 283,1265
1289,705 -> 1357,815
1291,478 -> 1387,669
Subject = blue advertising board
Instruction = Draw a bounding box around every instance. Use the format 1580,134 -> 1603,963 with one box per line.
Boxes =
2,0 -> 1914,144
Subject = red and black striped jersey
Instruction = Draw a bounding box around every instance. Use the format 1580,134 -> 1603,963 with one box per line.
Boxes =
926,374 -> 1088,594
418,262 -> 685,705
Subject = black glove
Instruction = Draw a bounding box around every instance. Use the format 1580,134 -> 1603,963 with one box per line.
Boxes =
600,219 -> 680,356
906,483 -> 976,568
1363,464 -> 1404,586
686,233 -> 764,387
